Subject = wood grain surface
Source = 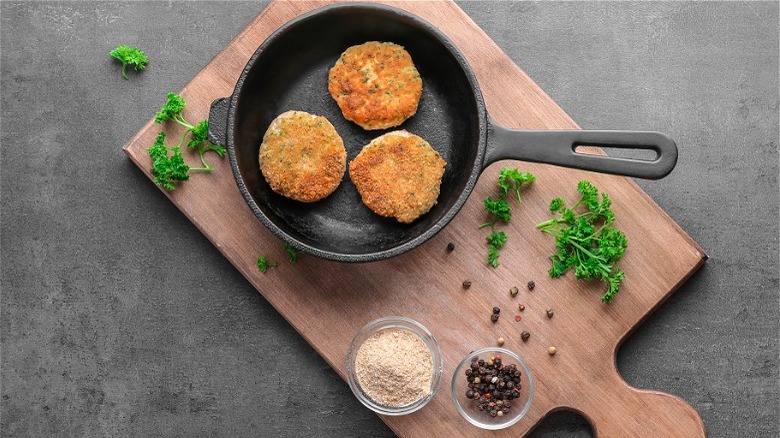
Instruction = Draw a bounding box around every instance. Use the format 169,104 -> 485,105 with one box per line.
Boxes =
122,1 -> 707,436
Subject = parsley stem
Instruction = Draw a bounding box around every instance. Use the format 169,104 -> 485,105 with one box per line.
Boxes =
566,240 -> 611,272
536,217 -> 564,229
175,130 -> 189,149
174,114 -> 194,130
196,150 -> 214,171
121,63 -> 128,80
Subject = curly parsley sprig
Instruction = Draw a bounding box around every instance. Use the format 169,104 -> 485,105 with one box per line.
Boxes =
109,45 -> 148,80
536,180 -> 627,303
480,167 -> 535,267
256,256 -> 279,273
147,93 -> 225,190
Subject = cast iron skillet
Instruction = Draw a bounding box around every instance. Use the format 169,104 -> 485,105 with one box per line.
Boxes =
208,3 -> 677,263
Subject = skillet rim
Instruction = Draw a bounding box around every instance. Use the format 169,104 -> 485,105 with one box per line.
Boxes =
226,2 -> 488,263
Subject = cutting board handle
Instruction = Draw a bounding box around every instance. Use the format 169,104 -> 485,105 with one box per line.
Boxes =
208,97 -> 230,146
485,121 -> 678,180
578,373 -> 707,437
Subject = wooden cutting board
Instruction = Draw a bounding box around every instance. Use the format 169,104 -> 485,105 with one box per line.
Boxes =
123,1 -> 708,436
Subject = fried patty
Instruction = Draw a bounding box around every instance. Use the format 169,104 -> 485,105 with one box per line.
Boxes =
328,42 -> 423,130
349,131 -> 446,224
259,110 -> 346,203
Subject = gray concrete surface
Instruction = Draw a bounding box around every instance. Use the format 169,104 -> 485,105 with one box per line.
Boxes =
1,1 -> 777,437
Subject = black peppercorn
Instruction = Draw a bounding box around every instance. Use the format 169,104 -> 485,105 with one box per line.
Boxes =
490,314 -> 499,323
466,389 -> 475,399
465,368 -> 473,377
546,308 -> 554,318
462,279 -> 472,289
527,280 -> 535,290
492,306 -> 500,314
521,331 -> 530,342
447,242 -> 455,252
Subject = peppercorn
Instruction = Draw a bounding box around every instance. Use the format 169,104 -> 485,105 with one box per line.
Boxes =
466,389 -> 475,399
546,308 -> 554,318
462,279 -> 472,289
548,346 -> 557,355
521,331 -> 530,342
509,286 -> 519,297
447,242 -> 455,252
490,314 -> 499,323
518,304 -> 525,311
515,314 -> 521,322
497,410 -> 504,417
527,280 -> 535,290
492,307 -> 500,314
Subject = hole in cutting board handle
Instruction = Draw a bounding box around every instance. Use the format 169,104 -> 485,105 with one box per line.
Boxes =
531,409 -> 594,437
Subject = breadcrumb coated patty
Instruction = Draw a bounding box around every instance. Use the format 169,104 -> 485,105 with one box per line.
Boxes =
328,42 -> 422,130
259,111 -> 346,203
349,130 -> 446,224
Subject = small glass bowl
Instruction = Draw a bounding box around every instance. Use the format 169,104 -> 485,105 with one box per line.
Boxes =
345,317 -> 443,415
451,347 -> 534,430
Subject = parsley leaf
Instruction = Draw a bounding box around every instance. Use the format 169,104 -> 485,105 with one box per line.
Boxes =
154,93 -> 186,124
284,243 -> 298,263
487,245 -> 501,268
481,197 -> 511,227
549,197 -> 565,213
537,181 -> 628,303
498,167 -> 536,203
256,256 -> 279,273
109,45 -> 148,80
148,132 -> 189,191
485,230 -> 507,266
486,230 -> 507,249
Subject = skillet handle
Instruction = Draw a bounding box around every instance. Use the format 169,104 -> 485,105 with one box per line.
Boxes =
485,123 -> 678,180
208,97 -> 230,146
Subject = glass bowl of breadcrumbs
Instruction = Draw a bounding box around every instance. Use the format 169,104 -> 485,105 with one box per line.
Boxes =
346,317 -> 443,415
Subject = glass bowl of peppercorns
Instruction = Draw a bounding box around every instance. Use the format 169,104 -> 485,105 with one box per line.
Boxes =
451,347 -> 534,430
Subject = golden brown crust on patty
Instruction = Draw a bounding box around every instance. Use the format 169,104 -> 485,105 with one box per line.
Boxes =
259,110 -> 346,203
349,131 -> 446,223
328,42 -> 422,130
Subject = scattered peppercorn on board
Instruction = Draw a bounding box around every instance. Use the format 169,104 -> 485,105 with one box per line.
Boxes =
123,1 -> 708,436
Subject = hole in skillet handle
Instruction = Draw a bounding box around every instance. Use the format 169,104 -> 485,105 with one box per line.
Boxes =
574,145 -> 659,161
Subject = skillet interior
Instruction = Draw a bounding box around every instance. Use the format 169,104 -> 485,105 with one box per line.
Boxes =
231,5 -> 483,259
